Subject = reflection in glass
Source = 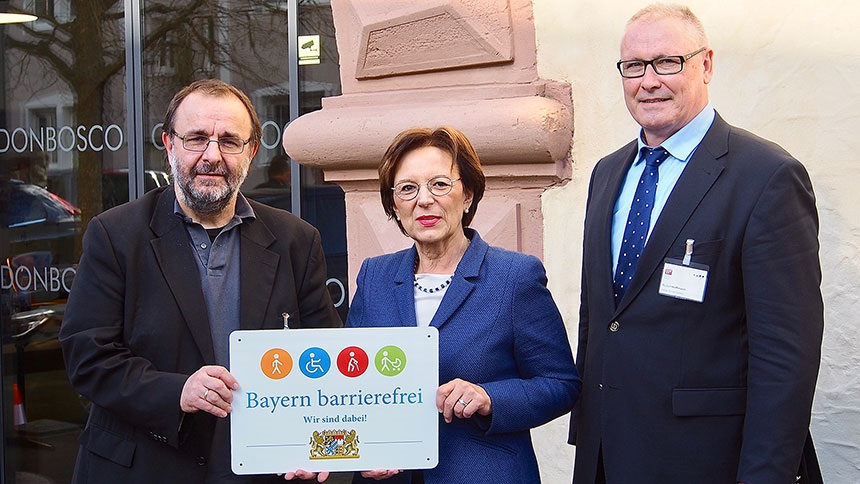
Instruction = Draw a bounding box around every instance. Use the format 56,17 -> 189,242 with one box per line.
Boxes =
1,1 -> 349,481
2,1 -> 125,481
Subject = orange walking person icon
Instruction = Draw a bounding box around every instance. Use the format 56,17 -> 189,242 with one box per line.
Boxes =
260,348 -> 292,379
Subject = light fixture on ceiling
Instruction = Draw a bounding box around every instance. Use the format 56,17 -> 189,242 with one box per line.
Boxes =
0,13 -> 37,24
0,5 -> 37,24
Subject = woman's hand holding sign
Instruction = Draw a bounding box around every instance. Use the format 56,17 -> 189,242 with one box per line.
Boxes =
437,378 -> 492,423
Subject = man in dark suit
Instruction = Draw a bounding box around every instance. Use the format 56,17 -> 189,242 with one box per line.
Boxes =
59,79 -> 340,483
569,5 -> 823,484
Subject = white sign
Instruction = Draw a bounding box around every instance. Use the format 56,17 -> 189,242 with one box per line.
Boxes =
229,327 -> 439,475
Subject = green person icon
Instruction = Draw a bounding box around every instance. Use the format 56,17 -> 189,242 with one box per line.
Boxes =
375,345 -> 406,376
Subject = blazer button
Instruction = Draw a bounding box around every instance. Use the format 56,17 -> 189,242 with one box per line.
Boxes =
598,383 -> 604,391
609,321 -> 620,332
197,456 -> 207,466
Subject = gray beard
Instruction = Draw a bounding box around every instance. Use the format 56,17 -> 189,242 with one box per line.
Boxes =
170,152 -> 248,215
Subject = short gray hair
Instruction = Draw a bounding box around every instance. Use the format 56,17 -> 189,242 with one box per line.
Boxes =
627,3 -> 709,47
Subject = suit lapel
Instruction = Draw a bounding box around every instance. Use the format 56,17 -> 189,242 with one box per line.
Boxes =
594,142 -> 638,312
429,230 -> 484,329
239,215 -> 278,330
616,115 -> 729,311
394,248 -> 419,327
149,189 -> 215,363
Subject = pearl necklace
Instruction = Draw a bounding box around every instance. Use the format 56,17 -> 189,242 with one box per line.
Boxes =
413,275 -> 453,294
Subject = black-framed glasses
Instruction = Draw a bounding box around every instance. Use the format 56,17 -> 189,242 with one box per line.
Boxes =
616,47 -> 707,78
173,132 -> 251,154
392,176 -> 460,201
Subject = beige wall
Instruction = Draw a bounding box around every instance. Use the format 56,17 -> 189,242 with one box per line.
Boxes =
535,0 -> 860,482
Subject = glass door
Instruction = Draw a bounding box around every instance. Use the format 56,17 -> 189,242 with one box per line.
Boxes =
0,0 -> 346,481
1,1 -> 127,482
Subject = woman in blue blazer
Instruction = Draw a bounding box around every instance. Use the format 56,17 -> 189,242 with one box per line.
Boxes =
346,127 -> 580,483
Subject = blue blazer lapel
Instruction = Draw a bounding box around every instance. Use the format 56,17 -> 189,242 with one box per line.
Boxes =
429,229 -> 485,328
617,115 -> 729,311
394,247 -> 419,327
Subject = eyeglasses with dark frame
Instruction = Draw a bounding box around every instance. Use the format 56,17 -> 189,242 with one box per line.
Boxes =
616,47 -> 707,79
392,176 -> 460,201
172,131 -> 251,155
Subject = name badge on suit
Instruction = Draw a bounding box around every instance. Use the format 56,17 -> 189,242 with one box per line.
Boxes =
658,239 -> 709,302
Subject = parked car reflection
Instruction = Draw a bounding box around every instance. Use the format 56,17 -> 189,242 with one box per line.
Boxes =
4,179 -> 80,245
2,179 -> 80,306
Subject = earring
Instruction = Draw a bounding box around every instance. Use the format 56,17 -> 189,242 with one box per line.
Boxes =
465,207 -> 470,214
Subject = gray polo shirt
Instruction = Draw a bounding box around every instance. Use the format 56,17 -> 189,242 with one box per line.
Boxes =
176,194 -> 258,483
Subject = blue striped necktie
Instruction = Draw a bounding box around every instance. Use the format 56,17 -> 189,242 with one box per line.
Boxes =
613,146 -> 670,304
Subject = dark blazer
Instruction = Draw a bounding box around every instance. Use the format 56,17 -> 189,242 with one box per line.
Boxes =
347,229 -> 580,484
59,187 -> 341,484
569,114 -> 824,484
571,115 -> 823,484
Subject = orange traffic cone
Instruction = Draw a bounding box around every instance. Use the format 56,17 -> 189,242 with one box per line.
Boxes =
12,383 -> 26,427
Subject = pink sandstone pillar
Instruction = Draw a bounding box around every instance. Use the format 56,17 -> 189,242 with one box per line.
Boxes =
283,0 -> 572,296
